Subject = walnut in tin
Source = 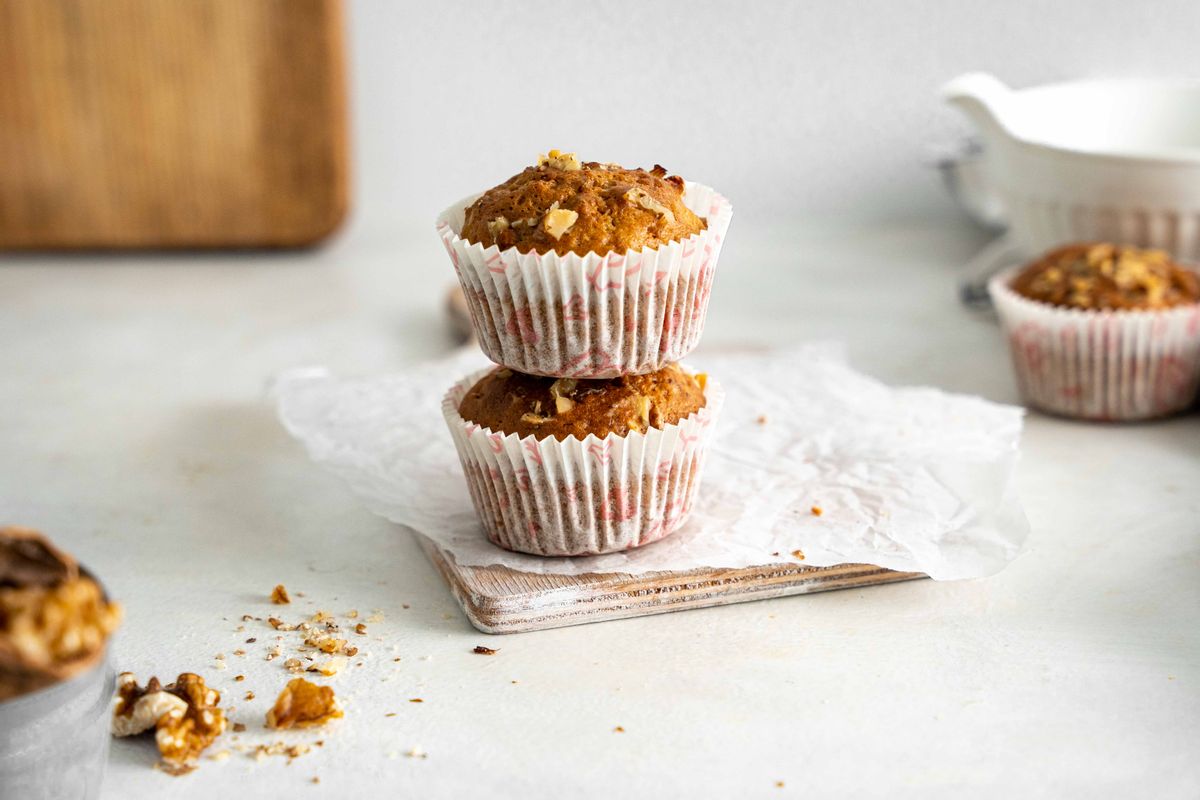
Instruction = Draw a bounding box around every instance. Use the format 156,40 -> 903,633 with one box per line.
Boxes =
0,526 -> 122,701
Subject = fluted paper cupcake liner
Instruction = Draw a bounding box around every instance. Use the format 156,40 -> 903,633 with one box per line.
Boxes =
437,183 -> 732,378
989,266 -> 1200,420
442,368 -> 724,556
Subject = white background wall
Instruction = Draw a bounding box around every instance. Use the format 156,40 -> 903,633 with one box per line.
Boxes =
344,0 -> 1200,234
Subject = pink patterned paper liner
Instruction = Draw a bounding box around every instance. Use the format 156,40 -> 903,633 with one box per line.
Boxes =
988,266 -> 1200,421
442,368 -> 724,556
436,182 -> 733,378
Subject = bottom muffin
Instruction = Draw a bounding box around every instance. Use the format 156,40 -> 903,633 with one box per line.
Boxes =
443,365 -> 722,556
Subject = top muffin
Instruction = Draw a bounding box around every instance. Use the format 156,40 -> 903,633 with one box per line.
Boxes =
1011,242 -> 1200,311
460,151 -> 706,256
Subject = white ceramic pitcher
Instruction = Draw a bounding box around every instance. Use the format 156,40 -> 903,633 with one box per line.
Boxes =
942,72 -> 1200,260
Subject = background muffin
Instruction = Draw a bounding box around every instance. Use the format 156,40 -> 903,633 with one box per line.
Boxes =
989,242 -> 1200,421
460,151 -> 706,256
459,364 -> 706,441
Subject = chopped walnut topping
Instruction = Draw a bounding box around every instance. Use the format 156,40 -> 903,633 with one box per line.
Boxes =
354,623 -> 367,635
472,645 -> 497,655
542,201 -> 579,240
304,631 -> 347,654
536,149 -> 582,171
283,658 -> 305,674
791,549 -> 806,561
810,506 -> 823,517
636,396 -> 653,428
624,187 -> 676,224
267,617 -> 294,631
265,678 -> 344,730
549,378 -> 577,415
486,216 -> 510,238
270,584 -> 290,605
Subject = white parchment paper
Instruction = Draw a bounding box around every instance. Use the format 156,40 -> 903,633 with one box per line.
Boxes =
273,345 -> 1028,580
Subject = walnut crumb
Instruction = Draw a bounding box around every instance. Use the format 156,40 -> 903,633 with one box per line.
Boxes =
757,414 -> 769,425
270,584 -> 290,605
354,623 -> 367,635
472,645 -> 497,655
409,698 -> 423,703
810,506 -> 822,516
614,726 -> 625,733
307,656 -> 347,677
791,549 -> 805,561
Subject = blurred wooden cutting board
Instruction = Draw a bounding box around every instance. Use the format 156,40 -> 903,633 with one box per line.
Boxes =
0,0 -> 348,250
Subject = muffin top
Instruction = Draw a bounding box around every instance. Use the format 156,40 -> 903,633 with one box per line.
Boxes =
0,527 -> 122,700
1011,243 -> 1200,311
459,151 -> 707,256
459,364 -> 707,441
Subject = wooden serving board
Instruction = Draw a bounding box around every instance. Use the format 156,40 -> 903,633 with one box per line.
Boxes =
420,538 -> 925,634
0,0 -> 348,249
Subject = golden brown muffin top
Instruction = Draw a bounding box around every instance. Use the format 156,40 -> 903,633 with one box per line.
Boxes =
1011,243 -> 1200,310
0,527 -> 122,700
459,151 -> 707,256
459,364 -> 707,441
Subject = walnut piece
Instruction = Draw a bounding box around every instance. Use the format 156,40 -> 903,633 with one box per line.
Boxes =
536,149 -> 581,171
265,678 -> 344,730
155,673 -> 227,773
270,584 -> 290,604
541,201 -> 579,240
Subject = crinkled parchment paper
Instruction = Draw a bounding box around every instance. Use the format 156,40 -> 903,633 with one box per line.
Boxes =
273,345 -> 1028,580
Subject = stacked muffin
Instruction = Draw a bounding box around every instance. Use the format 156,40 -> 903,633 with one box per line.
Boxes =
437,152 -> 733,555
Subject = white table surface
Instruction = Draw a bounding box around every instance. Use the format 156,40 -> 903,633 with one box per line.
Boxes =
1,218 -> 1197,799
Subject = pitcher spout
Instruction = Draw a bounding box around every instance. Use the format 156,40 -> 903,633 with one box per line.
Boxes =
941,72 -> 1014,144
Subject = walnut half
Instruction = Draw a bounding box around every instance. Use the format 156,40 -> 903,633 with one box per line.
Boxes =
113,672 -> 226,775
